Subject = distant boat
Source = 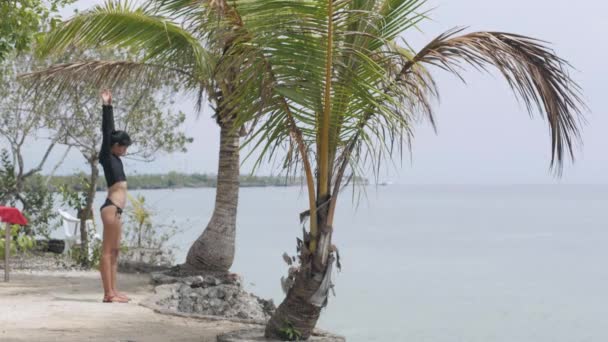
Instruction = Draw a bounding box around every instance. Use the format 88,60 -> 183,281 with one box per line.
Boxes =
379,181 -> 394,186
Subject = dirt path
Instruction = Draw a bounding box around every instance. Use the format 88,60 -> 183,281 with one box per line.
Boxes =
0,271 -> 248,342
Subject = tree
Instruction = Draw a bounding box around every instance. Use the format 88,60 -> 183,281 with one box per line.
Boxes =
0,54 -> 67,237
24,0 -> 244,272
219,0 -> 586,339
0,0 -> 74,62
27,48 -> 192,266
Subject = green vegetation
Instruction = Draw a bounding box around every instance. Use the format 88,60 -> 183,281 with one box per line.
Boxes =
57,178 -> 98,266
46,172 -> 366,191
216,0 -> 585,338
121,194 -> 179,265
1,0 -> 586,338
0,224 -> 36,257
0,0 -> 74,62
0,149 -> 56,238
279,320 -> 302,341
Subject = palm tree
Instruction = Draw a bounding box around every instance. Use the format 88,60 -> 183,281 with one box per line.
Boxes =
218,0 -> 585,339
24,0 -> 248,272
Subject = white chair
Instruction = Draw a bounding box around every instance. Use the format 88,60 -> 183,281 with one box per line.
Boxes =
58,209 -> 100,255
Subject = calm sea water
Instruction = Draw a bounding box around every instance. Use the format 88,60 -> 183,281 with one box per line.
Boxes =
83,185 -> 607,342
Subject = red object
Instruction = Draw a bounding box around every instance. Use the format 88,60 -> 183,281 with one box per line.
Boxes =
0,206 -> 28,225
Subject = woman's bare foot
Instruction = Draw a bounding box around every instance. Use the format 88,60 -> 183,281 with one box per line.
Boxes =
113,290 -> 130,301
102,293 -> 129,303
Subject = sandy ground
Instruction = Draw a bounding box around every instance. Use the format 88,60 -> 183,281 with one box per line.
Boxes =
0,270 -> 249,342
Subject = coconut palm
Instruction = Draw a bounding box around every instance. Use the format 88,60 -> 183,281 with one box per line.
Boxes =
24,0 -> 248,272
216,0 -> 585,339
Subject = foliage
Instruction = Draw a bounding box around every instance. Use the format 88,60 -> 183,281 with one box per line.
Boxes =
0,0 -> 75,62
24,47 -> 194,163
0,149 -> 16,203
0,149 -> 56,238
21,0 -> 237,273
19,46 -> 192,266
27,0 -> 213,104
0,224 -> 36,257
68,237 -> 101,268
200,0 -> 588,337
58,176 -> 99,266
0,54 -> 65,238
122,194 -> 180,264
279,320 -> 302,341
58,179 -> 89,212
222,0 -> 586,255
47,172 -> 350,190
126,194 -> 152,248
21,173 -> 56,237
89,237 -> 102,269
0,54 -> 61,155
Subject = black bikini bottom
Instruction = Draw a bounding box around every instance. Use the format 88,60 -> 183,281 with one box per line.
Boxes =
100,198 -> 123,216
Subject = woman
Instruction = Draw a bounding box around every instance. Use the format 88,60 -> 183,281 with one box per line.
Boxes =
99,89 -> 132,303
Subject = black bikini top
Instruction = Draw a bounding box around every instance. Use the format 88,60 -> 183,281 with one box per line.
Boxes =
99,105 -> 126,187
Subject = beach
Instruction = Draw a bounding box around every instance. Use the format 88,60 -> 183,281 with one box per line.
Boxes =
0,270 -> 249,342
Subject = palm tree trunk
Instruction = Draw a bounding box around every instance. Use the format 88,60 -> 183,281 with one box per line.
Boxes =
265,209 -> 334,340
185,118 -> 239,272
265,265 -> 324,340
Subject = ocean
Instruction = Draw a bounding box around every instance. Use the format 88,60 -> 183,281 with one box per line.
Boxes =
84,184 -> 607,342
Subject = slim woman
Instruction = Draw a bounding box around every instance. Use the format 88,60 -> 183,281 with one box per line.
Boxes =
99,89 -> 131,303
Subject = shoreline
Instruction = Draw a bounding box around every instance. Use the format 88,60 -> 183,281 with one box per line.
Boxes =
1,253 -> 345,342
0,269 -> 252,342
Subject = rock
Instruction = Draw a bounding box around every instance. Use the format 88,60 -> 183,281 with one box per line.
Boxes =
207,287 -> 217,298
178,296 -> 194,313
193,287 -> 209,297
257,298 -> 276,316
204,276 -> 221,287
179,283 -> 193,295
147,272 -> 275,321
154,284 -> 177,298
190,275 -> 205,287
217,327 -> 346,342
151,272 -> 179,285
209,298 -> 223,308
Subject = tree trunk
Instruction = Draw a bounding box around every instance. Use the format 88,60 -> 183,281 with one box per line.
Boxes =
265,263 -> 324,340
265,203 -> 334,340
137,222 -> 143,248
79,158 -> 99,267
185,118 -> 239,272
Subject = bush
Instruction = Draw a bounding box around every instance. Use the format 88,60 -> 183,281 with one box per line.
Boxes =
122,194 -> 181,265
0,149 -> 56,239
0,224 -> 36,257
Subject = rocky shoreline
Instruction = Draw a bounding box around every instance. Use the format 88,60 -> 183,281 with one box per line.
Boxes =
143,268 -> 276,323
4,253 -> 345,341
142,267 -> 345,341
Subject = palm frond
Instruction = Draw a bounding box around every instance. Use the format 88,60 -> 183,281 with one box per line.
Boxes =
19,60 -> 193,97
39,0 -> 214,82
213,1 -> 585,244
399,28 -> 586,169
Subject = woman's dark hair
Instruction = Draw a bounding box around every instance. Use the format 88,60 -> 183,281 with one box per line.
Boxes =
111,130 -> 132,147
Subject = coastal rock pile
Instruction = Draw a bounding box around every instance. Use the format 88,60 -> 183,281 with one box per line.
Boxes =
118,247 -> 174,273
217,328 -> 346,342
147,270 -> 275,322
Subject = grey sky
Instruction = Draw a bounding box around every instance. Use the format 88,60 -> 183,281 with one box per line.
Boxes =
15,0 -> 606,184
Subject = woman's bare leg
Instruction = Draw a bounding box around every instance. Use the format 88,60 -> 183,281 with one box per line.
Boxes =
100,207 -> 120,299
110,216 -> 123,297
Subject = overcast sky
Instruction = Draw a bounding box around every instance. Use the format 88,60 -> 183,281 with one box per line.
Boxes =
13,0 -> 606,184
